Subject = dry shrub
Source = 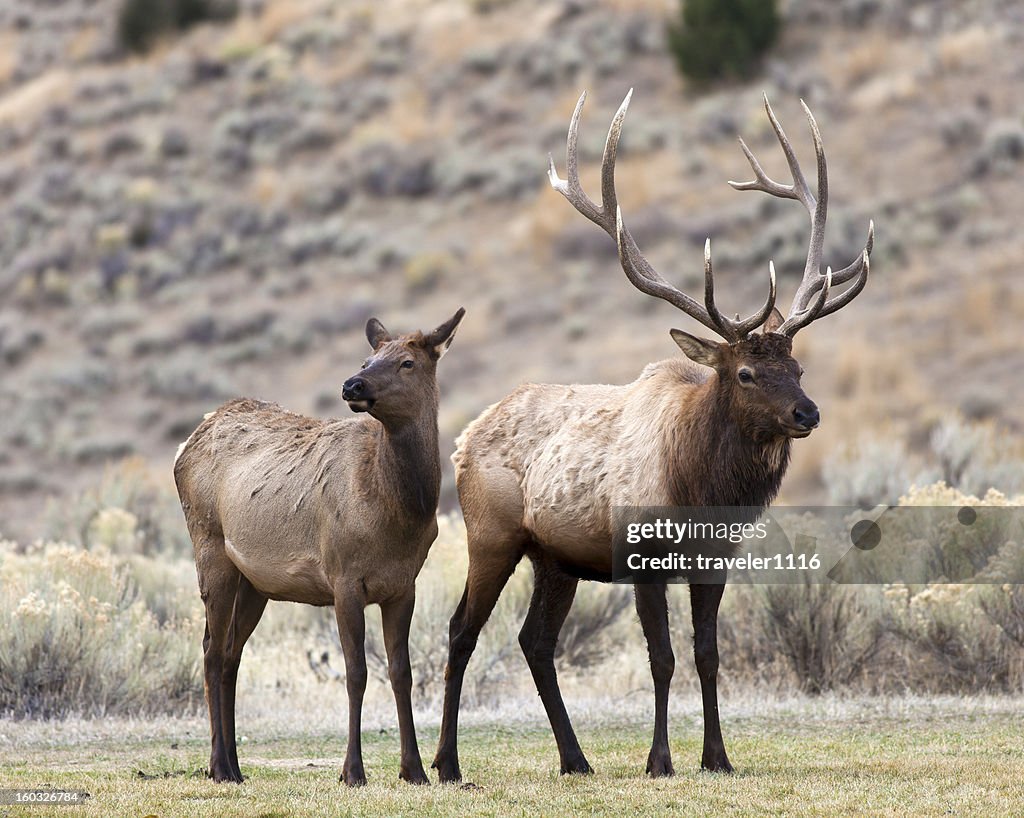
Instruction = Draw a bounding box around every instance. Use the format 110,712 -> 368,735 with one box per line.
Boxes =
885,583 -> 1023,693
823,416 -> 1024,506
719,568 -> 891,695
877,485 -> 1024,693
0,540 -> 201,718
44,458 -> 191,557
756,582 -> 888,694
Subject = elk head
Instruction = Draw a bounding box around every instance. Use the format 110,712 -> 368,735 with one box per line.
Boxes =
549,90 -> 873,442
342,308 -> 465,425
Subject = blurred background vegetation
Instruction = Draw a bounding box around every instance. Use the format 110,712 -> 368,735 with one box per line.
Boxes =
3,480 -> 1024,719
1,0 -> 1023,718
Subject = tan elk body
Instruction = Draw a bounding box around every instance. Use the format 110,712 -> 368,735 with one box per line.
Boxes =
175,308 -> 464,786
432,92 -> 873,782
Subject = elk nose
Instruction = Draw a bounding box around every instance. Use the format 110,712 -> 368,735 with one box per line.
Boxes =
342,377 -> 366,400
793,401 -> 820,429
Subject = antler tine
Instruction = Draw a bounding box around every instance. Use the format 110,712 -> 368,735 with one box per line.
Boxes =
727,95 -> 815,206
547,89 -> 634,237
614,207 -> 728,336
703,240 -> 778,339
811,252 -> 869,322
778,267 -> 832,336
830,220 -> 874,286
729,96 -> 872,336
777,249 -> 870,336
552,91 -> 780,343
600,89 -> 632,234
787,99 -> 829,315
548,91 -> 602,227
796,220 -> 874,309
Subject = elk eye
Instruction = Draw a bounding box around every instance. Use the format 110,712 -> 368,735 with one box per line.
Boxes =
361,359 -> 370,370
738,369 -> 755,384
400,360 -> 414,369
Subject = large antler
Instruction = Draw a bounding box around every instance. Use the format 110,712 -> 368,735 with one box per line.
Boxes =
549,91 -> 873,341
548,90 -> 776,343
729,94 -> 873,336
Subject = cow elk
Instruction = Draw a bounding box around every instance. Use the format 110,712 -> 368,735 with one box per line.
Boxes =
174,308 -> 465,785
432,91 -> 873,781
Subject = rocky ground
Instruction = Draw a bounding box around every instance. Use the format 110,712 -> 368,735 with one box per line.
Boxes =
1,0 -> 1023,538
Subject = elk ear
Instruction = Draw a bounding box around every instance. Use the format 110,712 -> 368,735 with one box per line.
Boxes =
365,318 -> 392,350
762,307 -> 784,335
670,329 -> 722,368
424,307 -> 466,360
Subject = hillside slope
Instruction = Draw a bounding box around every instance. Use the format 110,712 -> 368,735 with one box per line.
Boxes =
1,0 -> 1023,537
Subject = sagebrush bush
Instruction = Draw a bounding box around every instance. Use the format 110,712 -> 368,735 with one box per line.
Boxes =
0,540 -> 202,718
885,583 -> 1023,693
928,415 -> 1024,498
822,437 -> 929,507
666,0 -> 780,84
878,484 -> 1024,692
45,458 -> 191,557
719,580 -> 891,695
823,415 -> 1024,506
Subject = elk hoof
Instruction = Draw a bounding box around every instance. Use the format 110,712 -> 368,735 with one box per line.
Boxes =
700,753 -> 734,774
209,762 -> 243,784
340,766 -> 367,787
431,756 -> 462,784
400,766 -> 430,785
560,756 -> 593,776
646,752 -> 675,778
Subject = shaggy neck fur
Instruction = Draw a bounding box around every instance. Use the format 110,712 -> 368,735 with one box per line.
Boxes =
666,373 -> 790,516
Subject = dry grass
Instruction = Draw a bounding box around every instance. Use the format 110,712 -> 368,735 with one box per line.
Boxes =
2,697 -> 1023,817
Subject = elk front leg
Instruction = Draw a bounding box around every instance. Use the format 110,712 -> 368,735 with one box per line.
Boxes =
381,589 -> 428,784
634,582 -> 675,777
690,581 -> 733,773
334,583 -> 368,786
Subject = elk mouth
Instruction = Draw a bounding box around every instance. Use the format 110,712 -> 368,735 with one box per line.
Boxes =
346,399 -> 376,413
781,423 -> 814,439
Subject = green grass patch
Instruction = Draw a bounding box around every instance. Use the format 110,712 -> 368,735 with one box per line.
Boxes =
1,706 -> 1022,817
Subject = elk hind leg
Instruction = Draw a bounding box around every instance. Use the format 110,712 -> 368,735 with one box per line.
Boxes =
519,556 -> 591,775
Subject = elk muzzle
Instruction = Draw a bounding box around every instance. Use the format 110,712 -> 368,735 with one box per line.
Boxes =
342,376 -> 375,413
786,398 -> 820,437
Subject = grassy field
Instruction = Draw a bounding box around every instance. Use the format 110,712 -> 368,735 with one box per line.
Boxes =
1,697 -> 1022,817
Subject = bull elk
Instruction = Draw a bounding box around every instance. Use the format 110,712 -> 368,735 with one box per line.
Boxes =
174,308 -> 464,785
432,91 -> 873,781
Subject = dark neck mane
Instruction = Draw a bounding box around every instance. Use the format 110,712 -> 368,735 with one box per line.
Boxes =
666,377 -> 791,514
